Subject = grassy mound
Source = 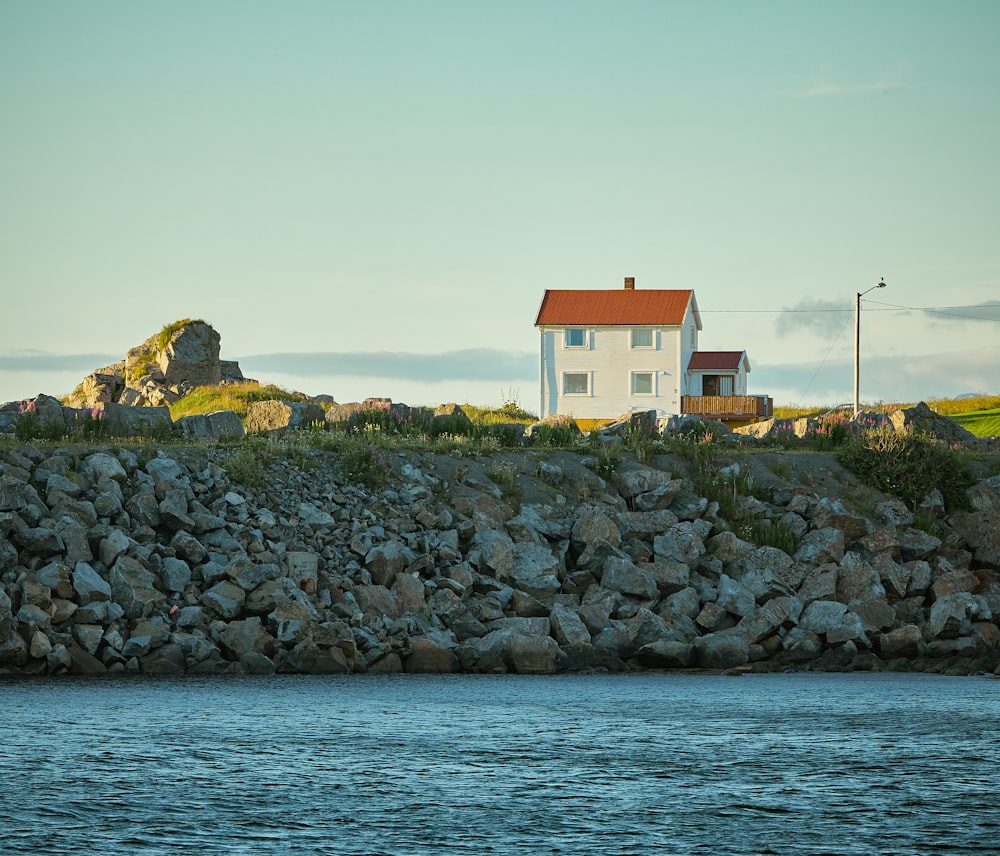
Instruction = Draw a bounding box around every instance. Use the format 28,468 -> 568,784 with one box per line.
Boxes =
169,382 -> 311,420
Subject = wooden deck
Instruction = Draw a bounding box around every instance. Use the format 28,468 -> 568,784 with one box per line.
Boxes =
682,395 -> 772,420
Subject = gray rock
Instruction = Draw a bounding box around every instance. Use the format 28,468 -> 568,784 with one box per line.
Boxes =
245,401 -> 325,433
601,557 -> 658,600
101,403 -> 173,437
799,600 -> 866,645
653,523 -> 706,567
717,574 -> 756,618
694,633 -> 750,669
200,581 -> 246,620
878,624 -> 926,659
160,557 -> 193,593
177,410 -> 245,440
72,561 -> 112,604
110,557 -> 166,620
794,528 -> 845,565
217,618 -> 276,659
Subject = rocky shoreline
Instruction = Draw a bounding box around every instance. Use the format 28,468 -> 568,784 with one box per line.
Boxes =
3,426 -> 1000,679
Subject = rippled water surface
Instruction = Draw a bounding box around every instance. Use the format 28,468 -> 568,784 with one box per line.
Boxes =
4,673 -> 1000,855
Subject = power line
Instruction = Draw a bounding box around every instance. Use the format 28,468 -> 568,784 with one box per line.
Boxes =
701,302 -> 1000,321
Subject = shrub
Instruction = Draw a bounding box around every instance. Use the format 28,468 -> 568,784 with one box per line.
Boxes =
13,402 -> 65,442
69,409 -> 107,441
477,423 -> 525,447
835,426 -> 975,511
735,514 -> 801,554
226,445 -> 266,487
157,318 -> 206,353
338,440 -> 390,490
534,415 -> 580,447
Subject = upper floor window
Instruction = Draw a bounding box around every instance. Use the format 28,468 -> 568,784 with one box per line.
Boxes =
631,328 -> 653,348
690,327 -> 696,348
565,328 -> 587,348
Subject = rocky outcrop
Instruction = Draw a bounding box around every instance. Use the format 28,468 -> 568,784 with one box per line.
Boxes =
1,434 -> 999,679
66,320 -> 243,409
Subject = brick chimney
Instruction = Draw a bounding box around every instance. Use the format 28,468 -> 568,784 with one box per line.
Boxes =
624,277 -> 635,290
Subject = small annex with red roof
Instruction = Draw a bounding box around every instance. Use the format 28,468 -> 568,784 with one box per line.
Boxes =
534,277 -> 769,421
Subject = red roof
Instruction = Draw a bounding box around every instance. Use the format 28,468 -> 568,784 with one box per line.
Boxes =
688,351 -> 747,371
535,289 -> 694,326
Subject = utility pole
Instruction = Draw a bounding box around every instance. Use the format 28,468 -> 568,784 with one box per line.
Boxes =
854,278 -> 887,417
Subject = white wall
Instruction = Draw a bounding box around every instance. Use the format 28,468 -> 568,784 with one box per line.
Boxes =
538,325 -> 683,419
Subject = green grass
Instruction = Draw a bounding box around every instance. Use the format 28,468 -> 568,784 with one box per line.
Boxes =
157,318 -> 206,353
773,395 -> 1000,438
169,381 -> 311,420
952,408 -> 1000,438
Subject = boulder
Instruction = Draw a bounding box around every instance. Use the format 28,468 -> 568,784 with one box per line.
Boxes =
176,410 -> 245,440
100,403 -> 173,437
245,400 -> 325,433
405,637 -> 458,673
889,402 -> 978,446
157,321 -> 222,386
694,633 -> 750,669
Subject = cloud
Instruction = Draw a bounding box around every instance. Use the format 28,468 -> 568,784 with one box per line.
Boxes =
917,300 -> 1000,325
774,298 -> 852,339
0,351 -> 119,372
800,79 -> 907,97
755,345 -> 1000,407
238,349 -> 537,383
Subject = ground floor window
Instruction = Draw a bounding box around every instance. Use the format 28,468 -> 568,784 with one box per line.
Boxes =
703,374 -> 734,396
631,371 -> 654,395
563,372 -> 589,395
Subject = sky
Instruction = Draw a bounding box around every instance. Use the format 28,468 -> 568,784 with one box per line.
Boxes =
2,1 -> 999,413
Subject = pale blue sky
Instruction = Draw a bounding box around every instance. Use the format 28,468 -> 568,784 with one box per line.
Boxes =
2,1 -> 998,411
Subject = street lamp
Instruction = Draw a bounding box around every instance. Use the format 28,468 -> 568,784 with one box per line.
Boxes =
853,277 -> 887,417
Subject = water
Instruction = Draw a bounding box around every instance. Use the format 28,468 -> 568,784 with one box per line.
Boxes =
3,673 -> 999,855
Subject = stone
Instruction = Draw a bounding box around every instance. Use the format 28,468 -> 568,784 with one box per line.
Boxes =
100,403 -> 173,437
635,640 -> 694,668
217,618 -> 276,660
601,557 -> 658,600
653,523 -> 706,567
245,401 -> 325,433
810,498 -> 870,540
694,633 -> 750,669
799,600 -> 867,645
898,528 -> 943,562
877,624 -> 927,660
794,528 -> 845,565
176,410 -> 245,440
406,637 -> 458,673
200,581 -> 246,620
836,553 -> 887,604
110,557 -> 166,620
160,557 -> 193,593
717,574 -> 756,618
549,603 -> 592,649
508,633 -> 560,674
365,541 -> 410,588
572,508 -> 622,551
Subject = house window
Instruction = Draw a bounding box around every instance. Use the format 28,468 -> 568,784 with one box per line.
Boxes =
690,327 -> 696,348
631,328 -> 653,348
563,372 -> 589,395
631,372 -> 654,395
565,328 -> 586,348
703,375 -> 734,396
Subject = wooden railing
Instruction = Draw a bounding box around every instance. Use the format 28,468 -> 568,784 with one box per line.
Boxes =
681,395 -> 772,420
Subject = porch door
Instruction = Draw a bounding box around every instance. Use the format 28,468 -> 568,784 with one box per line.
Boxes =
718,375 -> 733,396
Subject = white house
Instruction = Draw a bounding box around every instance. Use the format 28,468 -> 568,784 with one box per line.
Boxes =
535,277 -> 766,421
